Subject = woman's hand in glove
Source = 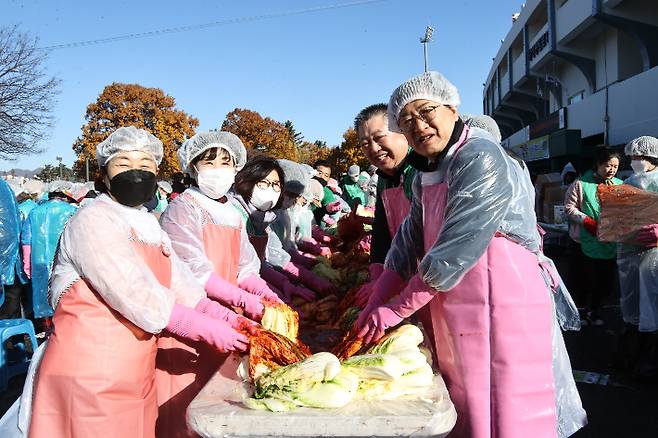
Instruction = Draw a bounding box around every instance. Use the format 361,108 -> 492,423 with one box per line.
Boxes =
583,217 -> 598,236
166,304 -> 250,352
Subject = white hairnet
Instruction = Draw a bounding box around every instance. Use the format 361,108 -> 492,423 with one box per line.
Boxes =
560,162 -> 577,181
96,126 -> 164,167
23,179 -> 44,195
158,181 -> 173,194
348,165 -> 360,177
278,159 -> 309,196
177,131 -> 247,172
307,178 -> 324,202
48,180 -> 73,194
625,136 -> 658,159
462,114 -> 502,144
388,71 -> 461,133
300,163 -> 318,179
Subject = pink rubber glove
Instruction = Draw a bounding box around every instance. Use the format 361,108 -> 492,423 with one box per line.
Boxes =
166,304 -> 249,352
290,250 -> 317,268
22,245 -> 31,279
312,225 -> 333,243
195,297 -> 258,335
637,224 -> 658,247
357,274 -> 435,344
298,265 -> 338,296
298,238 -> 322,255
326,200 -> 342,214
322,215 -> 336,227
239,274 -> 284,303
355,268 -> 406,328
357,307 -> 403,344
205,272 -> 266,321
319,246 -> 332,257
354,264 -> 385,308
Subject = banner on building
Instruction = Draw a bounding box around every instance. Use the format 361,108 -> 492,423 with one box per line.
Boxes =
511,135 -> 550,162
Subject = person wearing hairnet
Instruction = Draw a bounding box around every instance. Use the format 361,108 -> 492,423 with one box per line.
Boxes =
564,148 -> 622,326
355,72 -> 579,437
351,103 -> 416,308
29,126 -> 249,438
20,180 -> 78,322
231,156 -> 316,304
340,164 -> 367,209
270,159 -> 338,296
152,180 -> 173,215
158,131 -> 275,436
616,136 -> 658,377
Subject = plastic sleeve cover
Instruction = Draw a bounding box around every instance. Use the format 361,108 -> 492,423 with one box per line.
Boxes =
159,197 -> 215,285
384,173 -> 424,280
421,139 -> 513,291
265,228 -> 291,269
59,205 -> 176,333
237,222 -> 261,283
564,180 -> 587,224
164,232 -> 206,309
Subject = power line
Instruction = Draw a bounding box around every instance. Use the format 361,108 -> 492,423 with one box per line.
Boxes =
37,0 -> 390,51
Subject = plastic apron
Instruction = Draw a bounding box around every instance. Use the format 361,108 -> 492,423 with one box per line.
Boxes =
380,182 -> 412,240
417,129 -> 557,438
156,206 -> 240,438
29,236 -> 171,438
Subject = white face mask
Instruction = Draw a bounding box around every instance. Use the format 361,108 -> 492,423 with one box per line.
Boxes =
251,187 -> 280,211
631,159 -> 651,174
195,167 -> 235,199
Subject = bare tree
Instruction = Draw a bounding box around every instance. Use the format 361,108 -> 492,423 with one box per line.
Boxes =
0,26 -> 60,160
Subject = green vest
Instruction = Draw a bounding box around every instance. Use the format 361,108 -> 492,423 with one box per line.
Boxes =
579,170 -> 622,259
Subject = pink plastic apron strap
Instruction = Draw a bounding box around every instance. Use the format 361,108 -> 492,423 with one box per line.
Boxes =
381,185 -> 411,239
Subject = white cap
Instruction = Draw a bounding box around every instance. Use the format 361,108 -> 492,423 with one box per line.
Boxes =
388,71 -> 461,133
177,131 -> 247,172
96,126 -> 164,167
625,136 -> 658,159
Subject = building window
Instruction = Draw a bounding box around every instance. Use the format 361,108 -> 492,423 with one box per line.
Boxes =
559,0 -> 569,7
568,91 -> 584,105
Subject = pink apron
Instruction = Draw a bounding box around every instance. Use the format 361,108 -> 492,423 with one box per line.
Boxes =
419,128 -> 557,438
381,183 -> 411,240
30,236 -> 172,438
156,201 -> 241,438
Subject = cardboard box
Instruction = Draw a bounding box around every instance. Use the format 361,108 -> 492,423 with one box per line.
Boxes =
534,173 -> 562,220
543,185 -> 567,204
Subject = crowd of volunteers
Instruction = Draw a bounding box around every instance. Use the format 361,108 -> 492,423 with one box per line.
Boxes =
0,70 -> 657,438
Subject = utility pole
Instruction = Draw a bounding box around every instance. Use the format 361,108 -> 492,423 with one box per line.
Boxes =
420,26 -> 434,72
85,157 -> 90,182
56,156 -> 63,179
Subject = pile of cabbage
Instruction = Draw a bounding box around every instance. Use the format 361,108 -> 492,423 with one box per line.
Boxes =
243,325 -> 435,412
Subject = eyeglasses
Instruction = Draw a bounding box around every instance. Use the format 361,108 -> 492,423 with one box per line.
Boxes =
256,179 -> 282,192
397,105 -> 440,133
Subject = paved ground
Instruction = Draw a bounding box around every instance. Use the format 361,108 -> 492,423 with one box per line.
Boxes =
2,246 -> 657,436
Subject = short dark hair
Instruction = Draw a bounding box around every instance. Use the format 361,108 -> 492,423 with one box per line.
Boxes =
234,156 -> 285,210
594,147 -> 621,168
354,103 -> 388,132
314,159 -> 331,169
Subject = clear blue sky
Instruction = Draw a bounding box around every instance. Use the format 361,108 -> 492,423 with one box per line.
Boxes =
1,0 -> 523,171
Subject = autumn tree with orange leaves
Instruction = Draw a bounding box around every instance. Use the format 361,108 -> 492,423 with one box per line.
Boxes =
327,128 -> 369,174
221,108 -> 298,161
72,83 -> 198,178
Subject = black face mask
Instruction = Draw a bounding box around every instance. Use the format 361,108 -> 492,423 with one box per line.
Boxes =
108,169 -> 157,207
